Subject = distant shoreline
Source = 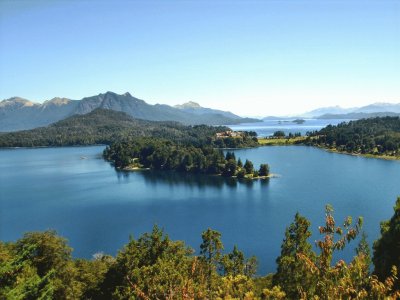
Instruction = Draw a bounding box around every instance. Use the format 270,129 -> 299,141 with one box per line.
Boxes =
258,139 -> 400,161
320,147 -> 400,161
0,144 -> 106,150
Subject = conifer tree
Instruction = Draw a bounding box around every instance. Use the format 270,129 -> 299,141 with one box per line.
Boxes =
273,212 -> 315,298
200,228 -> 223,296
373,197 -> 400,286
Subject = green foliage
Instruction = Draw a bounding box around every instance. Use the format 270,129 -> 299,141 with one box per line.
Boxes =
273,131 -> 286,138
102,225 -> 198,299
0,108 -> 260,148
308,116 -> 400,157
258,164 -> 269,177
200,228 -> 224,295
0,231 -> 81,299
103,138 -> 269,181
222,159 -> 237,177
2,198 -> 400,299
237,158 -> 243,168
0,109 -> 231,147
273,212 -> 315,298
243,159 -> 254,174
373,197 -> 400,286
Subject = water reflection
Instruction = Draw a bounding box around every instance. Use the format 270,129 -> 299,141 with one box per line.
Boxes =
115,169 -> 270,189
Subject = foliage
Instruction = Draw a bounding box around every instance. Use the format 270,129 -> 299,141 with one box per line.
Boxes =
273,131 -> 285,138
0,109 -> 258,148
2,199 -> 400,299
200,228 -> 224,296
273,212 -> 316,298
220,245 -> 257,278
258,164 -> 269,177
298,204 -> 364,298
373,197 -> 400,287
307,116 -> 400,157
103,138 -> 269,180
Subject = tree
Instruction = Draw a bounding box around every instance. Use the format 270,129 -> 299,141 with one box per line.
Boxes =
243,159 -> 254,174
237,158 -> 243,168
373,197 -> 400,285
356,232 -> 371,269
273,212 -> 315,298
236,168 -> 246,179
11,230 -> 81,299
273,131 -> 285,138
225,151 -> 236,161
220,245 -> 245,276
297,204 -> 364,299
102,225 -> 195,299
200,228 -> 224,295
258,164 -> 270,177
222,159 -> 237,177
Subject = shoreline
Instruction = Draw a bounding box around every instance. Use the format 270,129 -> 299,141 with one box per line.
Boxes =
321,147 -> 400,161
0,144 -> 107,150
120,165 -> 278,180
257,138 -> 400,161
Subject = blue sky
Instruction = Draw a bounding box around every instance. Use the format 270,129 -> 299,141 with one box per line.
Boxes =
0,0 -> 399,116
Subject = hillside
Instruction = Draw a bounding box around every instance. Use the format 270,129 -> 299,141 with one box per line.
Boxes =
0,109 -> 231,147
307,116 -> 400,158
0,92 -> 259,132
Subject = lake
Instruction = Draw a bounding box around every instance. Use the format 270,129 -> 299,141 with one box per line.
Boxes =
229,118 -> 351,137
1,145 -> 399,274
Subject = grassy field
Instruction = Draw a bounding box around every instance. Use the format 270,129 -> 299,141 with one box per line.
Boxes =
258,136 -> 307,146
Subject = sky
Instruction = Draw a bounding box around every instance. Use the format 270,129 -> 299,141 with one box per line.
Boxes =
0,0 -> 399,116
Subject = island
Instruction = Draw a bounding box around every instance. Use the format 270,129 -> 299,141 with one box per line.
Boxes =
103,138 -> 270,180
292,118 -> 306,124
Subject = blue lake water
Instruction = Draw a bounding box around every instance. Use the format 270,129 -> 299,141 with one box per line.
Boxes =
1,145 -> 399,274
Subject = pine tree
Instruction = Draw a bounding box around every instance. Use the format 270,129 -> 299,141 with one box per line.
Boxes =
258,164 -> 270,176
237,158 -> 243,168
243,159 -> 254,174
373,197 -> 400,286
273,212 -> 316,298
200,228 -> 224,296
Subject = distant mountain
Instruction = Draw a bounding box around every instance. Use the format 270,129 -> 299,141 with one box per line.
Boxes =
0,97 -> 79,131
175,101 -> 259,123
353,103 -> 400,114
300,102 -> 400,119
175,101 -> 240,119
316,112 -> 400,120
0,92 -> 258,132
0,109 -> 230,147
300,106 -> 355,118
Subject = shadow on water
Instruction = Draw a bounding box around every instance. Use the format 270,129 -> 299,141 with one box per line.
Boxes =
115,169 -> 270,189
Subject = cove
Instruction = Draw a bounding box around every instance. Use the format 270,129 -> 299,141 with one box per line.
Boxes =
1,145 -> 399,274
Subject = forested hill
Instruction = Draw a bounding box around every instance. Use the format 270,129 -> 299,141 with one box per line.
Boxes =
0,91 -> 260,132
0,109 -> 257,148
307,116 -> 400,157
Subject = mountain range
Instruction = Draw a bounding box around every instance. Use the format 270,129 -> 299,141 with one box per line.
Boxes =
300,103 -> 400,118
0,92 -> 258,132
